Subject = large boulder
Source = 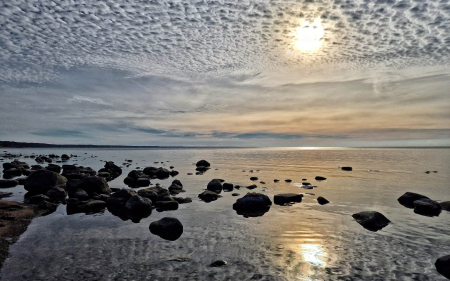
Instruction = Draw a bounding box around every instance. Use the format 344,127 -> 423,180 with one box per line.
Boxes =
107,189 -> 136,207
223,183 -> 234,192
149,217 -> 183,241
24,170 -> 67,194
207,179 -> 222,194
413,198 -> 442,217
274,193 -> 303,205
66,176 -> 111,197
46,164 -> 61,174
352,211 -> 390,232
104,161 -> 122,179
233,193 -> 272,217
46,187 -> 67,201
398,192 -> 429,208
436,255 -> 450,279
168,180 -> 183,194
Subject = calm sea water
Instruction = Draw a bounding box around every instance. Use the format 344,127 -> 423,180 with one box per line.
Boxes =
0,148 -> 449,281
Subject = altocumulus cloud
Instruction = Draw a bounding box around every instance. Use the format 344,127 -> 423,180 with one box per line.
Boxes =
0,0 -> 449,146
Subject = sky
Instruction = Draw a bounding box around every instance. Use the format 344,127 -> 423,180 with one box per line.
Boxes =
0,0 -> 449,147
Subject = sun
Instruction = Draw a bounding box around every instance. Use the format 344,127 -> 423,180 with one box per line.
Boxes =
295,18 -> 324,52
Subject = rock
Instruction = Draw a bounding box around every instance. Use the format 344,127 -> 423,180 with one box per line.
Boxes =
0,179 -> 18,188
436,255 -> 450,279
315,176 -> 327,181
97,171 -> 111,179
397,192 -> 430,208
136,178 -> 151,187
246,184 -> 257,190
107,189 -> 137,207
210,260 -> 227,267
61,154 -> 70,160
125,195 -> 152,213
352,211 -> 390,231
72,189 -> 89,201
46,164 -> 61,173
137,189 -> 159,202
0,191 -> 13,199
173,197 -> 192,204
232,193 -> 240,196
413,198 -> 441,217
155,168 -> 170,179
85,200 -> 107,213
155,201 -> 179,211
46,187 -> 67,201
198,190 -> 220,202
233,193 -> 272,217
149,217 -> 183,241
28,194 -> 51,204
207,179 -> 222,194
124,176 -> 135,186
24,170 -> 67,194
341,166 -> 353,171
168,180 -> 183,194
127,170 -> 147,180
66,176 -> 111,197
93,194 -> 110,202
31,165 -> 44,170
274,179 -> 279,182
274,193 -> 303,205
3,168 -> 22,178
196,166 -> 209,172
196,160 -> 210,167
104,161 -> 122,179
143,167 -> 158,176
250,177 -> 258,181
285,179 -> 292,182
317,196 -> 330,205
38,200 -> 58,214
440,201 -> 450,211
170,170 -> 179,177
223,183 -> 234,192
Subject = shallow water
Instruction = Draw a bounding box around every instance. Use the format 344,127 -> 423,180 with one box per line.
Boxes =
0,148 -> 449,280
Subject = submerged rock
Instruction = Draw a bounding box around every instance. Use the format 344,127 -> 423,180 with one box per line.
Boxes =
274,193 -> 303,205
246,184 -> 257,190
413,198 -> 441,217
173,197 -> 192,204
398,192 -> 429,208
250,177 -> 258,181
440,201 -> 450,211
149,217 -> 183,241
341,166 -> 353,171
155,201 -> 179,211
317,196 -> 330,205
66,176 -> 111,197
352,211 -> 390,232
315,176 -> 327,181
233,193 -> 272,217
436,255 -> 450,279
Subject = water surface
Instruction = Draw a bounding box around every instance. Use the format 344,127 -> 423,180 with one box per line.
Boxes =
0,148 -> 449,280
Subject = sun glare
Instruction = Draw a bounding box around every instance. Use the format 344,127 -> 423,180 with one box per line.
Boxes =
295,19 -> 324,52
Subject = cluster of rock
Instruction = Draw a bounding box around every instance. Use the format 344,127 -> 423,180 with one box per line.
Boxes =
398,192 -> 446,217
195,159 -> 210,174
123,167 -> 179,188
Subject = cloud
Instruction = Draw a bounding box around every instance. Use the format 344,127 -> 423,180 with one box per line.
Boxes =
68,95 -> 111,106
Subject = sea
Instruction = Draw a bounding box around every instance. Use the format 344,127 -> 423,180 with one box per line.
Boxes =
0,147 -> 449,281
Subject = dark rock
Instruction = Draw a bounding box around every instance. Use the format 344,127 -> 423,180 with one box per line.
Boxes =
85,200 -> 107,213
149,217 -> 183,241
143,166 -> 158,176
196,160 -> 210,167
341,166 -> 353,171
46,187 -> 67,201
156,168 -> 171,179
31,165 -> 44,170
250,177 -> 258,181
274,193 -> 303,205
104,161 -> 122,179
0,179 -> 18,188
413,198 -> 442,217
232,193 -> 240,196
223,183 -> 234,192
196,166 -> 209,172
155,201 -> 179,211
3,168 -> 22,178
124,176 -> 135,186
207,179 -> 222,194
137,189 -> 159,202
168,180 -> 183,194
62,164 -> 77,171
107,189 -> 136,207
38,200 -> 58,214
72,189 -> 90,201
233,193 -> 272,217
198,190 -> 220,202
274,179 -> 279,182
46,164 -> 61,173
61,154 -> 70,160
24,170 -> 67,194
125,195 -> 152,213
28,194 -> 51,204
210,260 -> 227,267
136,178 -> 151,187
93,194 -> 109,202
352,211 -> 390,232
97,171 -> 111,179
127,170 -> 148,180
440,201 -> 450,211
315,176 -> 327,181
66,176 -> 111,197
0,191 -> 13,199
285,179 -> 292,182
436,255 -> 450,279
317,196 -> 330,205
170,170 -> 179,177
398,192 -> 430,208
246,184 -> 257,190
173,197 -> 192,204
